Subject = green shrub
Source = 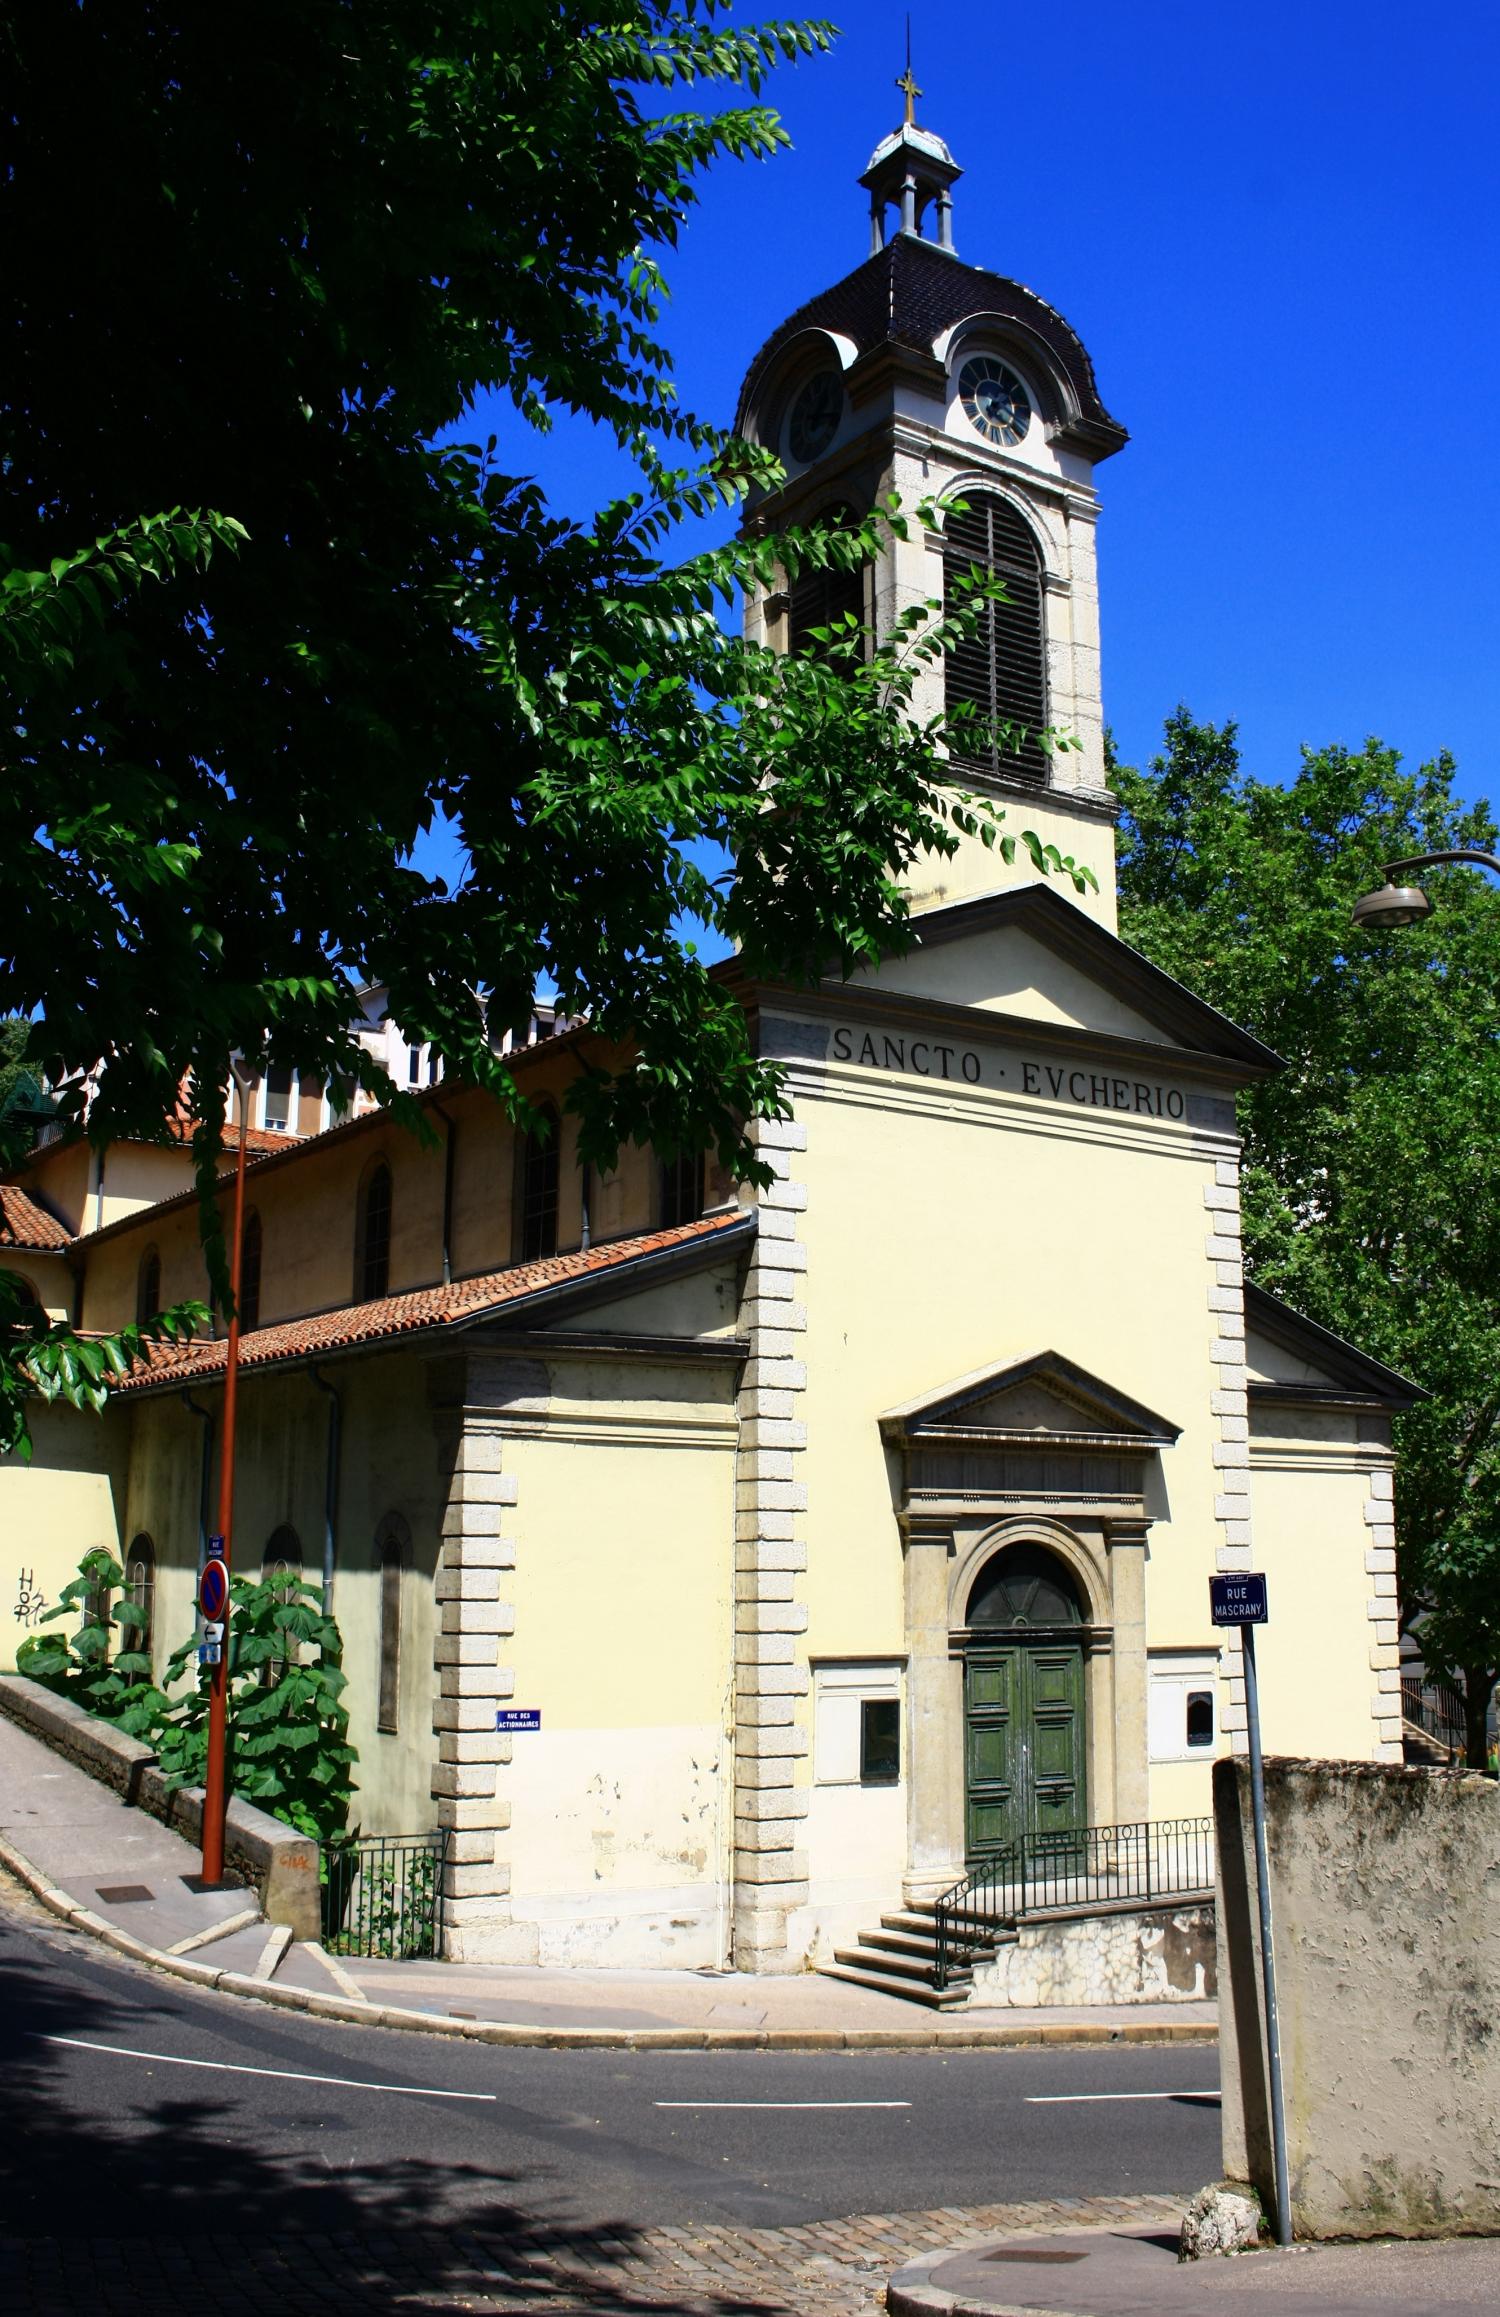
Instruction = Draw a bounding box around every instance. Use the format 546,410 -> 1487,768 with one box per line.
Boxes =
155,1571 -> 357,1847
19,1546 -> 357,1848
17,1545 -> 166,1737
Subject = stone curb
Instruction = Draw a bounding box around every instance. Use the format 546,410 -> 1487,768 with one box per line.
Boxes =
889,2234 -> 1149,2317
0,1830 -> 1217,2052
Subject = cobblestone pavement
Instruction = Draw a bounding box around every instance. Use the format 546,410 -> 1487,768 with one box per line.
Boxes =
1,2195 -> 1186,2317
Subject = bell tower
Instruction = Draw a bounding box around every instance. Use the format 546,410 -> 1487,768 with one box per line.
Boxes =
735,76 -> 1129,927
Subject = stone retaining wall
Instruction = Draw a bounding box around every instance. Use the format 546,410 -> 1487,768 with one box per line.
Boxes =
1217,1754 -> 1500,2238
0,1671 -> 320,1939
967,1898 -> 1216,2007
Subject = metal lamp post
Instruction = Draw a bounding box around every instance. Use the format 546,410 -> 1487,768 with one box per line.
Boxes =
201,1060 -> 254,1889
1351,849 -> 1500,930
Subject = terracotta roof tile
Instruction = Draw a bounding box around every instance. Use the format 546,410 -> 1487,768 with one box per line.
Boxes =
0,1184 -> 72,1251
113,1211 -> 753,1394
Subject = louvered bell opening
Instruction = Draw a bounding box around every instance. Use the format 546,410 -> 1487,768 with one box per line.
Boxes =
943,495 -> 1049,783
787,509 -> 868,668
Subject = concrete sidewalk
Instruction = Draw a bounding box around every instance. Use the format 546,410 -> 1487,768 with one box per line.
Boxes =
891,2224 -> 1500,2316
0,1707 -> 1216,2048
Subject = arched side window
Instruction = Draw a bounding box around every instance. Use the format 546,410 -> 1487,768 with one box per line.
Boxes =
966,1541 -> 1084,1630
136,1245 -> 162,1324
7,1273 -> 40,1310
123,1532 -> 156,1664
943,493 -> 1048,783
375,1511 -> 410,1735
659,1150 -> 704,1231
519,1103 -> 559,1263
786,503 -> 867,666
355,1159 -> 392,1300
261,1524 -> 303,1685
238,1209 -> 263,1334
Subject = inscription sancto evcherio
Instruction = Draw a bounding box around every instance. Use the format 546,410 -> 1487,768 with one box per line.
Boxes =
829,1024 -> 1187,1121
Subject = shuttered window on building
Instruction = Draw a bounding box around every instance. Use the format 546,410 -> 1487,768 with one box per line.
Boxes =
786,508 -> 867,665
943,494 -> 1049,783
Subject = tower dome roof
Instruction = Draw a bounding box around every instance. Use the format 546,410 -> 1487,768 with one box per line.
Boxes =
734,235 -> 1127,459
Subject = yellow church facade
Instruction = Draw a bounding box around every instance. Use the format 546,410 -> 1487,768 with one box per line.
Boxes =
0,107 -> 1414,1979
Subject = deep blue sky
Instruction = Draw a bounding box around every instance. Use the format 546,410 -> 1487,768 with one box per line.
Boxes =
454,0 -> 1499,895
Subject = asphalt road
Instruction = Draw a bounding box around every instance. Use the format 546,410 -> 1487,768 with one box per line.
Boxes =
1,1900 -> 1220,2242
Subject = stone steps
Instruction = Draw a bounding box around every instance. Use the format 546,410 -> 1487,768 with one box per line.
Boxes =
820,1897 -> 1016,2009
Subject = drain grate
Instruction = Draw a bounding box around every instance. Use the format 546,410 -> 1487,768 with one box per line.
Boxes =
981,2249 -> 1088,2265
96,1884 -> 154,1904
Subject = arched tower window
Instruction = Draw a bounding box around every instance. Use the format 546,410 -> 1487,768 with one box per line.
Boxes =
238,1209 -> 262,1334
136,1245 -> 162,1324
659,1149 -> 704,1231
519,1104 -> 559,1263
355,1160 -> 392,1300
261,1524 -> 303,1685
786,505 -> 867,666
124,1532 -> 156,1663
375,1511 -> 410,1735
966,1542 -> 1084,1629
943,492 -> 1049,784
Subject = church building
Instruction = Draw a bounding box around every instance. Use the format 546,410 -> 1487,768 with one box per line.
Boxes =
0,104 -> 1415,1982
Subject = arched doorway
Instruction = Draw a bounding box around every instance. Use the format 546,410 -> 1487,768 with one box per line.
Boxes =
963,1543 -> 1086,1859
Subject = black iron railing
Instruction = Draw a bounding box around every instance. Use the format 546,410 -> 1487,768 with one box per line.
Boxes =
932,1816 -> 1215,1990
1400,1675 -> 1465,1754
322,1829 -> 448,1959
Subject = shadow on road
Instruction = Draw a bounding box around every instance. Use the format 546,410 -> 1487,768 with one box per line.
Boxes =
0,1915 -> 784,2317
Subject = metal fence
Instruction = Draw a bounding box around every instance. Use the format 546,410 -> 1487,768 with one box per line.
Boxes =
933,1816 -> 1215,1990
321,1829 -> 448,1959
1400,1674 -> 1465,1754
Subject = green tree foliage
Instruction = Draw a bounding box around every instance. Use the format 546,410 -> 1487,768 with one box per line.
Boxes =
1,4 -> 1089,1446
0,1016 -> 53,1168
1115,712 -> 1500,1764
20,1548 -> 357,1846
17,1547 -> 167,1738
0,4 -> 1088,1234
0,1269 -> 208,1463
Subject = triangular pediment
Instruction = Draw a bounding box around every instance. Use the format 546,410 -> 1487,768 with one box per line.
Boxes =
842,884 -> 1279,1072
881,1349 -> 1180,1449
1245,1285 -> 1421,1409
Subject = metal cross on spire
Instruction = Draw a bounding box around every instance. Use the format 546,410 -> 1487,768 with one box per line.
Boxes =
896,17 -> 921,127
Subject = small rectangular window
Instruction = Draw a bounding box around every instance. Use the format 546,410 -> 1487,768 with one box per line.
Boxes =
407,1046 -> 421,1085
860,1697 -> 900,1785
265,1062 -> 293,1131
1186,1690 -> 1215,1748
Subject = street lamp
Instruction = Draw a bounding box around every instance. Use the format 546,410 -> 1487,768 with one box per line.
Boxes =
1352,849 -> 1500,930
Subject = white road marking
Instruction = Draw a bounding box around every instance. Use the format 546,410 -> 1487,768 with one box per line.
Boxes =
1024,2089 -> 1220,2104
654,2100 -> 911,2110
37,2033 -> 496,2101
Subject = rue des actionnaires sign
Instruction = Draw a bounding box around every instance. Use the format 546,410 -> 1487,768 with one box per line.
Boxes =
828,1022 -> 1189,1122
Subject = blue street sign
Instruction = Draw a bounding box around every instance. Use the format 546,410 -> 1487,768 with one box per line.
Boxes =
1210,1572 -> 1268,1625
496,1708 -> 541,1732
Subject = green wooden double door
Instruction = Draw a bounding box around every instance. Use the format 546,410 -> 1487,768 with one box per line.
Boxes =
965,1641 -> 1086,1859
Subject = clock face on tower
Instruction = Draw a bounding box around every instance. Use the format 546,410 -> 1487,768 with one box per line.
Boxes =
959,356 -> 1032,448
787,372 -> 844,463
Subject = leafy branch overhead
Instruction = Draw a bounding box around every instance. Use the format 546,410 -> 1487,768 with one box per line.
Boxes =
1,3 -> 1089,1328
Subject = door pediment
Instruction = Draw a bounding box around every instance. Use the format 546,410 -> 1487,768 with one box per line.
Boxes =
882,1350 -> 1180,1453
883,1350 -> 1179,1514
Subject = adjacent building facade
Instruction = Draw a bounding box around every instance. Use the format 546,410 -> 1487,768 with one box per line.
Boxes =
0,110 -> 1416,1973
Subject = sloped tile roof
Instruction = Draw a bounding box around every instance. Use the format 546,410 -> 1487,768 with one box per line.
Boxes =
0,1184 -> 72,1251
112,1211 -> 753,1394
